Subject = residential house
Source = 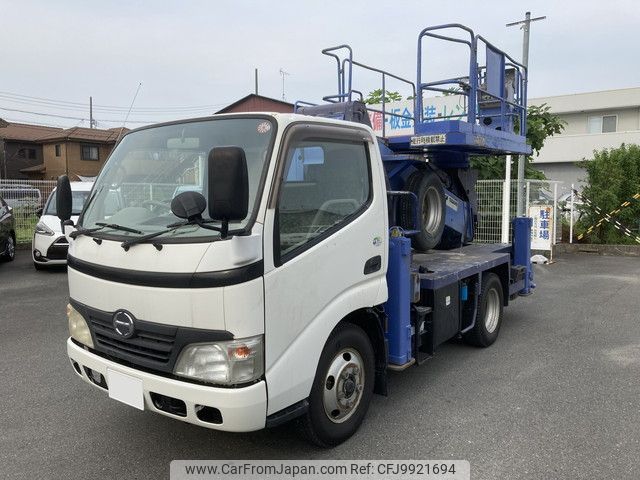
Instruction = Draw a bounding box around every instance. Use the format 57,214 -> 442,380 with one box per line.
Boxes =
216,94 -> 294,114
36,126 -> 128,180
0,119 -> 62,179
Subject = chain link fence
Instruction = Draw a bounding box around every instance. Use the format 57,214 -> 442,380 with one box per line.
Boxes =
475,179 -> 563,245
1,179 -> 185,244
1,179 -> 56,244
3,176 -> 564,247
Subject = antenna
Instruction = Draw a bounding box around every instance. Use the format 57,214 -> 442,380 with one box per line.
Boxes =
89,96 -> 96,129
116,82 -> 142,144
279,68 -> 290,101
255,68 -> 259,95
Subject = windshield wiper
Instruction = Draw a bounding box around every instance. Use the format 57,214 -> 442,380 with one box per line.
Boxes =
120,218 -> 222,251
95,222 -> 144,234
69,222 -> 143,240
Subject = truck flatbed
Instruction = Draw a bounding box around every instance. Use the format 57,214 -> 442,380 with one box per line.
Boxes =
413,243 -> 512,290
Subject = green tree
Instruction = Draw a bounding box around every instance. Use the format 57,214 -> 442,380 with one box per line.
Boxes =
470,104 -> 566,180
577,144 -> 640,244
364,89 -> 402,105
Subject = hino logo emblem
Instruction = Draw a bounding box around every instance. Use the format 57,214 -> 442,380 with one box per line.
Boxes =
112,310 -> 135,339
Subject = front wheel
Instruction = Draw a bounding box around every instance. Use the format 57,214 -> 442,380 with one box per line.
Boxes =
463,273 -> 504,347
299,323 -> 375,447
1,234 -> 16,262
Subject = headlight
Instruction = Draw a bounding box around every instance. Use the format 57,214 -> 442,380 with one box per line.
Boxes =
67,303 -> 94,348
35,221 -> 55,236
174,335 -> 263,385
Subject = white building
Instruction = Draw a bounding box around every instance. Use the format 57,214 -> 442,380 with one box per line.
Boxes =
530,87 -> 640,191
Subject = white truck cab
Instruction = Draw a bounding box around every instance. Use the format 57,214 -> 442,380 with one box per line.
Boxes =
63,113 -> 389,446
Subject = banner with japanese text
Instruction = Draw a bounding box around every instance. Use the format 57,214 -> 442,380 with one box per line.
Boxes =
367,96 -> 467,137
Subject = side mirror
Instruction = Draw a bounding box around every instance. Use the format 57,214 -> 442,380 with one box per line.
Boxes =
56,175 -> 73,228
36,207 -> 43,217
208,146 -> 249,237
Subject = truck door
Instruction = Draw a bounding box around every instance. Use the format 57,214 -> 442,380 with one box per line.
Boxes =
262,123 -> 388,414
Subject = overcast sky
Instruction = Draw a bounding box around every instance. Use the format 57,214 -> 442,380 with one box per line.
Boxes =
1,0 -> 639,129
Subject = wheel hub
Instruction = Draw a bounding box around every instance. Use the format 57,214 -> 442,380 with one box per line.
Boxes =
423,186 -> 443,235
343,377 -> 356,397
323,348 -> 365,423
484,288 -> 500,333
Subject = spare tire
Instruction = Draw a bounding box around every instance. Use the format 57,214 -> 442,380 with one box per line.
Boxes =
400,170 -> 446,251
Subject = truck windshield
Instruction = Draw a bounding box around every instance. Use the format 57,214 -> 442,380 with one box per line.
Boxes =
81,117 -> 275,241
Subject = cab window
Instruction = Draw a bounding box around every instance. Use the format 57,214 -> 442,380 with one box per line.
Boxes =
276,138 -> 371,260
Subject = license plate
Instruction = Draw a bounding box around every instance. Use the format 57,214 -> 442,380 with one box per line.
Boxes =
107,369 -> 144,410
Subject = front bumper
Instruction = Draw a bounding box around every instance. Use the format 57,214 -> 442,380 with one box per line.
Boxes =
67,338 -> 267,432
33,234 -> 68,265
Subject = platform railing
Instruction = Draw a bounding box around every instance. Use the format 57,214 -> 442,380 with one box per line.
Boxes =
416,24 -> 477,124
416,24 -> 528,137
319,45 -> 416,138
475,35 -> 528,136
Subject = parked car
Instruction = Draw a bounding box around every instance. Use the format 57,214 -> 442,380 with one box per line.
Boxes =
0,194 -> 16,262
32,182 -> 93,270
0,184 -> 42,212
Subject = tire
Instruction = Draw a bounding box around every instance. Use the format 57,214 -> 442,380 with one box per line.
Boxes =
400,170 -> 446,251
1,234 -> 16,262
299,323 -> 375,448
463,273 -> 504,347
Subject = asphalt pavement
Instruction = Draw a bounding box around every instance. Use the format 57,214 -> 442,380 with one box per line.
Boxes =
1,251 -> 639,479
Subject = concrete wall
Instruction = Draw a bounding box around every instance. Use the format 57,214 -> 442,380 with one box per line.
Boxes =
556,107 -> 640,135
530,89 -> 640,186
532,130 -> 640,165
534,162 -> 588,193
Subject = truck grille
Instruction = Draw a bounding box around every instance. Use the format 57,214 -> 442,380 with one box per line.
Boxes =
70,299 -> 234,374
87,311 -> 177,366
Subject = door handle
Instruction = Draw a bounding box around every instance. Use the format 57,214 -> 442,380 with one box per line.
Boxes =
363,255 -> 382,275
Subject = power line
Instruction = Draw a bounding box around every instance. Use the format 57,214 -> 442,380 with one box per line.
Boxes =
2,117 -> 71,128
0,105 -> 159,124
0,90 -> 233,113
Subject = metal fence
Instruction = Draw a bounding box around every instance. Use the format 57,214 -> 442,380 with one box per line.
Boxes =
475,179 -> 563,245
3,176 -> 564,246
1,179 -> 184,244
1,179 -> 56,244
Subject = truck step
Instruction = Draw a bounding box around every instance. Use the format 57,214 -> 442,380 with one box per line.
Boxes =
387,358 -> 416,371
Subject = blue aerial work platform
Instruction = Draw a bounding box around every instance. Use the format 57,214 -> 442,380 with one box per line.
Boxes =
297,24 -> 532,251
296,24 -> 535,368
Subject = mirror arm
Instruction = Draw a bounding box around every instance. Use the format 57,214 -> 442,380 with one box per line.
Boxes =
220,220 -> 229,239
194,217 -> 229,239
61,219 -> 75,235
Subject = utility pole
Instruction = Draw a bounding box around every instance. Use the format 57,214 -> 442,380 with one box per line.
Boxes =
506,11 -> 546,216
254,68 -> 259,95
279,68 -> 290,101
89,96 -> 95,129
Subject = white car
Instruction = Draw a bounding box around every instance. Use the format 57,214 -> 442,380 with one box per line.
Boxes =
32,181 -> 93,270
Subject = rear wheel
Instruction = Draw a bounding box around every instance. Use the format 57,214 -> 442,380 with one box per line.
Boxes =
400,170 -> 446,251
1,234 -> 15,262
463,273 -> 504,347
299,323 -> 375,447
